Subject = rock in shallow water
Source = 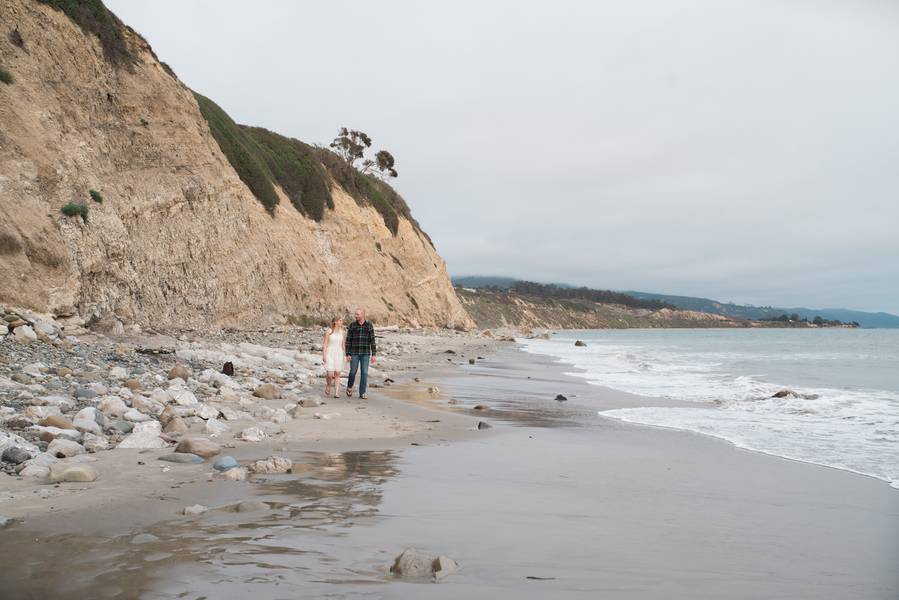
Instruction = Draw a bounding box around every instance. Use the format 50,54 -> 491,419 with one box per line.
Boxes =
213,455 -> 238,471
183,504 -> 208,516
130,533 -> 160,545
390,548 -> 458,582
250,456 -> 292,474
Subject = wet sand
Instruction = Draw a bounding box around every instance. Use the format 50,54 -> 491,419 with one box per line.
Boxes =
1,342 -> 897,599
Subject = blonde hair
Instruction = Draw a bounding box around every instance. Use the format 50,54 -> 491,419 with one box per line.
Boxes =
330,317 -> 343,331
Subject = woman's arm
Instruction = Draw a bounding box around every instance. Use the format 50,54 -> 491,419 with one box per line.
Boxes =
322,331 -> 329,360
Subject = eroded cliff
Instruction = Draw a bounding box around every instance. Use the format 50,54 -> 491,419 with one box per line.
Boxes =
0,0 -> 473,329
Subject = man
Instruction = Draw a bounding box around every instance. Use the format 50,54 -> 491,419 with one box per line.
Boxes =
344,308 -> 376,399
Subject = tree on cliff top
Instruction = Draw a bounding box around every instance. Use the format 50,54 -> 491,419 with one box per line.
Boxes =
330,128 -> 398,179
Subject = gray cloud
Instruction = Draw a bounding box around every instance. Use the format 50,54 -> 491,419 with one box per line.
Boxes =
107,0 -> 899,312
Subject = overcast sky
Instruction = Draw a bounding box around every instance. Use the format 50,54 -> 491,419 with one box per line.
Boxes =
107,0 -> 899,313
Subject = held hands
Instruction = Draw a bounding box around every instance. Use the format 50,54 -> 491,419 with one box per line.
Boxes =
345,355 -> 351,362
371,356 -> 376,365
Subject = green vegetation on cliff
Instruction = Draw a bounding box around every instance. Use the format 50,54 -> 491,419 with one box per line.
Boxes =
193,92 -> 426,238
0,67 -> 13,84
37,0 -> 134,66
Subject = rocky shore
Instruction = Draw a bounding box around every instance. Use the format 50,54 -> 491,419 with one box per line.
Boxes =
0,304 -> 496,533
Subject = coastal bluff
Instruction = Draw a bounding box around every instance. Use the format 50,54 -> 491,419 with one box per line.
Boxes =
0,0 -> 473,330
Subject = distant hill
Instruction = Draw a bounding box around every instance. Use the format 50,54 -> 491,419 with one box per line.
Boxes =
451,277 -> 899,329
626,291 -> 899,329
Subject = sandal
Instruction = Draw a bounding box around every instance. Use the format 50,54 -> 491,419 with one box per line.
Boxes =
360,394 -> 368,400
346,388 -> 353,397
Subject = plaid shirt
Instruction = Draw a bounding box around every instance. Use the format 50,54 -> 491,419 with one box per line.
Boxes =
345,320 -> 377,356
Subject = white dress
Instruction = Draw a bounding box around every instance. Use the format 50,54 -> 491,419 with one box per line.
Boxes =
324,329 -> 346,372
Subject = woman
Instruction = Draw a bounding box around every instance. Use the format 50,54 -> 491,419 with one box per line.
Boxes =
322,317 -> 346,398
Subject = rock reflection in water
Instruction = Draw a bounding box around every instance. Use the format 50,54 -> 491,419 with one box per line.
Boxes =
0,450 -> 401,599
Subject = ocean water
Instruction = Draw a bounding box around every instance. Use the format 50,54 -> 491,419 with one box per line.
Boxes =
520,329 -> 899,489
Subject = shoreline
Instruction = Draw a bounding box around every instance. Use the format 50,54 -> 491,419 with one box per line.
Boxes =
1,329 -> 897,598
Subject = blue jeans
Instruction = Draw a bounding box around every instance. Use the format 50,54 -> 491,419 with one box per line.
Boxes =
347,354 -> 370,396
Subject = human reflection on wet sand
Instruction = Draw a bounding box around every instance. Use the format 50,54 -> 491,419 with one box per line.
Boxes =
0,450 -> 400,599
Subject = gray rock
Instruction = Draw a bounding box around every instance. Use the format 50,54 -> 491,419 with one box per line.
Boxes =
47,463 -> 98,483
555,394 -> 567,402
182,504 -> 208,516
13,325 -> 37,342
109,420 -> 133,434
477,421 -> 493,430
74,387 -> 98,400
2,446 -> 32,464
574,340 -> 587,347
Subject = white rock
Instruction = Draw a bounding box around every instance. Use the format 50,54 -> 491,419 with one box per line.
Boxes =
37,396 -> 75,411
204,418 -> 229,436
23,451 -> 59,468
170,387 -> 198,407
132,395 -> 164,415
82,432 -> 110,453
19,465 -> 50,479
118,387 -> 133,400
117,421 -> 167,449
109,366 -> 129,380
0,431 -> 40,454
75,406 -> 105,425
24,405 -> 61,421
13,325 -> 37,342
183,504 -> 208,516
270,408 -> 290,424
33,320 -> 57,338
238,427 -> 266,442
195,404 -> 220,420
313,412 -> 341,420
124,408 -> 151,423
31,426 -> 82,443
0,324 -> 7,336
47,438 -> 84,458
219,388 -> 240,403
88,383 -> 109,396
98,396 -> 128,418
220,407 -> 252,421
23,362 -> 47,378
149,388 -> 172,405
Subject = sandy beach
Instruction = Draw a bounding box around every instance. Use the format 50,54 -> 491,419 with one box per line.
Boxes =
1,330 -> 897,599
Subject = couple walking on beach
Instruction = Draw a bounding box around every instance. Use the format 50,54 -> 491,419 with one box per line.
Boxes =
322,308 -> 377,399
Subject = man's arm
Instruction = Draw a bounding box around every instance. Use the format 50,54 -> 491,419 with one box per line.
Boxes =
369,323 -> 377,358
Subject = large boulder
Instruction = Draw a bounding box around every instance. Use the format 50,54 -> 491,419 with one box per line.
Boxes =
175,436 -> 220,459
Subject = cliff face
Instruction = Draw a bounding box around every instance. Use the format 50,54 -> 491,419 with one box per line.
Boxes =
457,288 -> 749,330
0,0 -> 473,329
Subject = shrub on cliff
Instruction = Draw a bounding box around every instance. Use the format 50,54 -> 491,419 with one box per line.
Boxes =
0,67 -> 13,85
89,189 -> 103,203
37,0 -> 135,66
61,202 -> 89,224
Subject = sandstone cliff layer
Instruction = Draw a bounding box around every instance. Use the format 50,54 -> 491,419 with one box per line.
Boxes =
0,0 -> 473,329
